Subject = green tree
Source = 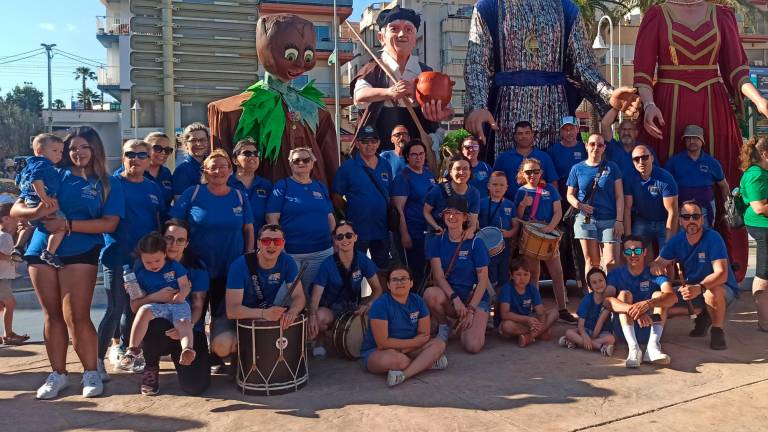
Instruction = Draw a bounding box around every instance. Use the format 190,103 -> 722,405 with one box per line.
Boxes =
77,88 -> 99,110
4,84 -> 43,115
52,99 -> 65,110
0,97 -> 43,159
73,66 -> 97,110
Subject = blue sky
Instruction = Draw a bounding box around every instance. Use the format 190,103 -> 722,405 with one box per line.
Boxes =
0,0 -> 371,106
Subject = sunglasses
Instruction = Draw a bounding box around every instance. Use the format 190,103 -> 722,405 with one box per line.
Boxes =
623,247 -> 645,257
239,150 -> 259,158
632,154 -> 651,163
164,235 -> 188,246
334,232 -> 355,241
291,157 -> 312,165
389,276 -> 411,283
260,237 -> 286,247
680,213 -> 702,221
125,151 -> 149,160
152,145 -> 174,155
588,142 -> 606,148
524,169 -> 541,175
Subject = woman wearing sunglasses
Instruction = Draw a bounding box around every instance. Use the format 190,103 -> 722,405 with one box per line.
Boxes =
136,219 -> 211,396
266,147 -> 335,295
99,140 -> 167,380
307,222 -> 382,358
228,138 -> 273,229
144,132 -> 175,206
12,126 -> 124,399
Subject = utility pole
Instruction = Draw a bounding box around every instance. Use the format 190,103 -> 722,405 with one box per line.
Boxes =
41,43 -> 56,132
161,0 -> 177,168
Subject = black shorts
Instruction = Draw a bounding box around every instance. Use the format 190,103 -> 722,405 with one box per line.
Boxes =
24,245 -> 101,267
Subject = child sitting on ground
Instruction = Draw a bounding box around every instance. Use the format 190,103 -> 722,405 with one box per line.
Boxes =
0,203 -> 29,345
559,268 -> 615,356
498,259 -> 558,347
119,232 -> 196,369
14,133 -> 65,268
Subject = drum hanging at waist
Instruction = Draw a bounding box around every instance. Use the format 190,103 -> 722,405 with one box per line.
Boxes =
476,226 -> 505,257
519,222 -> 561,261
331,310 -> 367,360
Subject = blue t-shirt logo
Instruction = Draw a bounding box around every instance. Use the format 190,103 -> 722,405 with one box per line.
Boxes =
574,151 -> 582,159
149,194 -> 160,205
81,185 -> 98,199
268,272 -> 281,283
476,171 -> 488,181
458,250 -> 469,259
699,164 -> 709,173
648,185 -> 659,196
256,188 -> 268,198
698,252 -> 706,262
352,270 -> 362,282
409,311 -> 419,323
504,208 -> 512,215
233,205 -> 243,216
381,172 -> 389,181
639,281 -> 650,292
312,191 -> 323,200
163,271 -> 176,283
522,299 -> 532,309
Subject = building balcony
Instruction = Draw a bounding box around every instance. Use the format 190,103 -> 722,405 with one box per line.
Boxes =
96,15 -> 129,46
97,67 -> 120,87
316,39 -> 354,53
313,83 -> 351,98
260,0 -> 353,7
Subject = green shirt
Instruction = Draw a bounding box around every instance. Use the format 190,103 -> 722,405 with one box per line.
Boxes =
740,165 -> 768,228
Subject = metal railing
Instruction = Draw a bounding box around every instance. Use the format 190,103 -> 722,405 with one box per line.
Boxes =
96,15 -> 130,36
315,39 -> 354,53
97,67 -> 120,86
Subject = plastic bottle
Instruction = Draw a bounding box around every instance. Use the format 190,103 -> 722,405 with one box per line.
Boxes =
123,264 -> 145,300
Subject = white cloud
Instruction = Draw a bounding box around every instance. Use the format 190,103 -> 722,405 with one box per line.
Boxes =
66,24 -> 77,32
39,23 -> 55,31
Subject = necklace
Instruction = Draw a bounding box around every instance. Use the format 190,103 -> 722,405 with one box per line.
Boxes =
666,0 -> 704,5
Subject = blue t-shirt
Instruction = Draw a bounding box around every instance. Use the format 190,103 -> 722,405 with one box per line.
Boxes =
499,282 -> 542,316
514,183 -> 561,224
333,154 -> 393,241
172,154 -> 202,196
115,165 -> 174,206
478,197 -> 515,230
566,160 -> 622,220
425,233 -> 490,301
576,293 -> 606,333
313,251 -> 378,307
25,170 -> 125,258
226,252 -> 299,308
548,141 -> 587,182
228,174 -> 273,229
607,266 -> 668,302
266,178 -> 334,254
493,148 -> 558,199
101,175 -> 165,267
659,228 -> 739,297
380,150 -> 406,179
605,139 -> 658,178
664,152 -> 724,188
424,183 -> 481,223
625,167 -> 678,222
135,259 -> 188,295
18,156 -> 60,203
360,292 -> 429,353
390,167 -> 437,240
182,258 -> 210,332
470,161 -> 492,198
169,185 -> 254,279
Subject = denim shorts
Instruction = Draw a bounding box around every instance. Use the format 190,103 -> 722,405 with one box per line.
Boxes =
573,213 -> 617,243
147,302 -> 192,323
632,219 -> 667,249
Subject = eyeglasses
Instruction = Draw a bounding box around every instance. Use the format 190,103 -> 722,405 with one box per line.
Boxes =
524,169 -> 541,175
334,232 -> 355,241
70,145 -> 92,153
290,157 -> 312,165
623,247 -> 645,257
187,138 -> 208,144
588,142 -> 606,148
164,235 -> 188,246
389,276 -> 411,283
462,144 -> 479,150
392,132 -> 409,138
124,151 -> 149,160
680,213 -> 702,221
632,154 -> 651,163
152,145 -> 174,155
239,150 -> 259,158
260,237 -> 286,247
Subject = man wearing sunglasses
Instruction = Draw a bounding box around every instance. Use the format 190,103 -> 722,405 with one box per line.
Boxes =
600,113 -> 659,178
379,125 -> 409,178
607,235 -> 677,368
623,145 -> 678,258
650,201 -> 738,350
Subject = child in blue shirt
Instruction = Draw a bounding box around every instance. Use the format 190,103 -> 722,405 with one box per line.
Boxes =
498,259 -> 558,347
560,268 -> 615,356
120,233 -> 196,370
15,134 -> 66,268
478,171 -> 519,288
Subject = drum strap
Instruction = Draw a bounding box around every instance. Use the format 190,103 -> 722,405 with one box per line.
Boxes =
529,184 -> 544,221
331,252 -> 361,306
484,198 -> 503,228
244,252 -> 268,308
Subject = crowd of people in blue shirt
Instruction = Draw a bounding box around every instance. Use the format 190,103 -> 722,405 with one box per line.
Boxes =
2,110 -> 765,400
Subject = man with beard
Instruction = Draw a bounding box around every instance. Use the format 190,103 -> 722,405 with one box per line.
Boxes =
380,124 -> 409,178
601,109 -> 658,178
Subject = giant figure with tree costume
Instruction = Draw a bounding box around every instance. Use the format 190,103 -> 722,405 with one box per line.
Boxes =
207,14 -> 339,186
634,0 -> 768,282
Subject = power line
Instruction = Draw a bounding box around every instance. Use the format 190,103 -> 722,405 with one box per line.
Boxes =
0,48 -> 45,61
0,52 -> 45,65
55,51 -> 104,68
54,48 -> 105,66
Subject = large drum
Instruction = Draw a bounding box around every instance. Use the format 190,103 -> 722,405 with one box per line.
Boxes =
331,310 -> 366,360
519,222 -> 561,261
236,315 -> 308,396
476,226 -> 505,257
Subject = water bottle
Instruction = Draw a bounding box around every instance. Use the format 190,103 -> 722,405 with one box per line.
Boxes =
123,264 -> 145,300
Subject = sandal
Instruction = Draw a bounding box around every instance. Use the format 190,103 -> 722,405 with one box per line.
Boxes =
3,333 -> 30,345
179,348 -> 196,366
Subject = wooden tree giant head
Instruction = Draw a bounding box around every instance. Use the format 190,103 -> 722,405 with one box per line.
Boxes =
256,14 -> 317,83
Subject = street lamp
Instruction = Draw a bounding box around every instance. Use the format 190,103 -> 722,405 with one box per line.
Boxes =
593,15 -> 614,88
130,100 -> 142,138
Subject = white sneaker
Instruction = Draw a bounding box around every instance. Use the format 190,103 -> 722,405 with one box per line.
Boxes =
430,355 -> 448,370
601,344 -> 614,357
108,345 -> 124,365
625,347 -> 643,368
386,370 -> 406,387
643,348 -> 672,365
97,359 -> 111,382
81,370 -> 103,398
36,372 -> 69,400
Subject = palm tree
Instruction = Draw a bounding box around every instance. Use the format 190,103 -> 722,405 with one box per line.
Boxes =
73,66 -> 96,110
77,88 -> 96,110
52,99 -> 65,110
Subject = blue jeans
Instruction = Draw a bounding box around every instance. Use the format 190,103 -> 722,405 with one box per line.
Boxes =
355,237 -> 393,270
632,219 -> 668,250
97,264 -> 132,358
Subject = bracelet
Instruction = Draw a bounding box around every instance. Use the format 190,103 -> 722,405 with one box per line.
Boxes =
616,220 -> 623,223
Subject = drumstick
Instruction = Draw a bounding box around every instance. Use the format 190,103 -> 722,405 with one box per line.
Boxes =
675,262 -> 697,320
281,262 -> 309,308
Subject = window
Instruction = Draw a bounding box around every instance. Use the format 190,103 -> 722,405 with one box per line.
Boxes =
316,25 -> 330,42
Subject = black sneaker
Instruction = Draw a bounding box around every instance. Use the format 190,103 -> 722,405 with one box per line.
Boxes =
710,327 -> 727,350
10,247 -> 23,263
40,250 -> 64,269
689,309 -> 711,337
141,365 -> 160,396
558,309 -> 578,325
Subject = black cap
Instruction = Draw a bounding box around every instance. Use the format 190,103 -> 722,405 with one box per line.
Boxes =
444,196 -> 468,214
356,125 -> 379,141
376,6 -> 421,30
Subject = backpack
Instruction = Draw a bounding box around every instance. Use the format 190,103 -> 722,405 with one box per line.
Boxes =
724,188 -> 748,230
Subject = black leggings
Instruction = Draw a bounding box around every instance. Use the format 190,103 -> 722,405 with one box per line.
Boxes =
748,226 -> 768,279
143,318 -> 211,395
